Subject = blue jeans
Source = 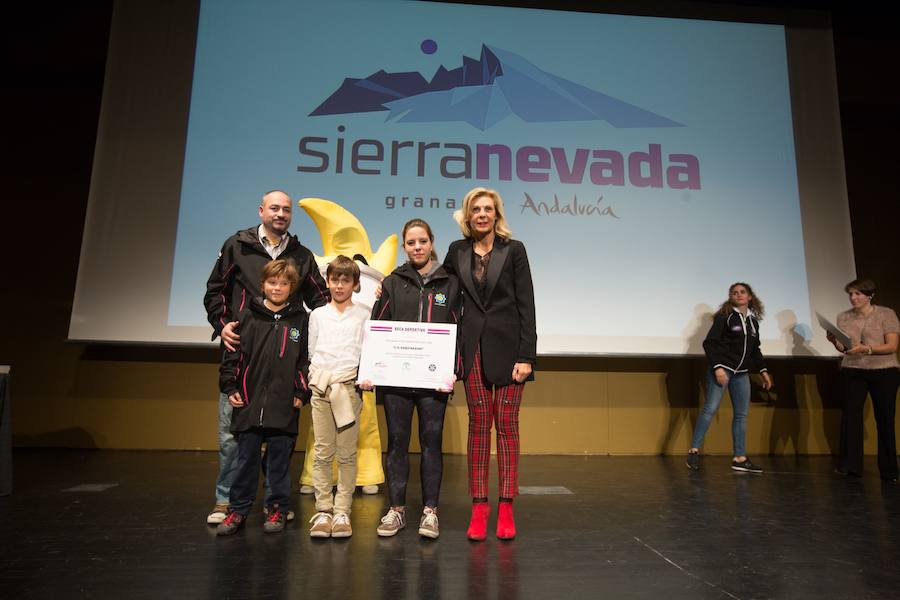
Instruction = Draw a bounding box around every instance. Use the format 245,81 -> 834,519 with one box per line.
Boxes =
215,392 -> 239,503
691,369 -> 750,457
216,392 -> 274,504
229,428 -> 295,515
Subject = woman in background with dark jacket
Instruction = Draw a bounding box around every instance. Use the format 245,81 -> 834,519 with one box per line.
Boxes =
371,219 -> 462,539
443,187 -> 537,541
686,282 -> 772,473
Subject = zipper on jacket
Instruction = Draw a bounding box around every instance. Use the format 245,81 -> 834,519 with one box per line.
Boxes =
427,292 -> 434,322
736,312 -> 748,370
261,313 -> 284,426
279,324 -> 288,358
417,286 -> 425,322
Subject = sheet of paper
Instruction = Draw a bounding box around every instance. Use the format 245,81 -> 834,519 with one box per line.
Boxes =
358,321 -> 457,390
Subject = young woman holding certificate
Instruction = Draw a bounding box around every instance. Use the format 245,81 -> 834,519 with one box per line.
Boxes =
443,187 -> 537,541
370,219 -> 463,539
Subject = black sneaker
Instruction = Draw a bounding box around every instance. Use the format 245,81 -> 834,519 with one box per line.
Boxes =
263,506 -> 286,533
216,511 -> 245,536
731,458 -> 763,473
686,452 -> 700,471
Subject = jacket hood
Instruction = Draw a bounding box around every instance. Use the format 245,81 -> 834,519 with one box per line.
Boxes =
392,261 -> 451,286
248,295 -> 306,319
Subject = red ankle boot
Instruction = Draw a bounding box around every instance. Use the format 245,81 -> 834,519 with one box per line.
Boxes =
466,503 -> 490,541
496,502 -> 516,540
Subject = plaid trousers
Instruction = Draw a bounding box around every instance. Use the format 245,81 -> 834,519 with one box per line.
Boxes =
465,346 -> 524,499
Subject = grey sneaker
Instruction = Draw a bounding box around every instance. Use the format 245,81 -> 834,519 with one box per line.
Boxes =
263,506 -> 286,533
264,506 -> 294,521
309,512 -> 333,538
732,458 -> 763,473
686,452 -> 700,471
418,507 -> 439,539
207,502 -> 229,524
216,511 -> 245,536
377,508 -> 406,537
331,512 -> 352,538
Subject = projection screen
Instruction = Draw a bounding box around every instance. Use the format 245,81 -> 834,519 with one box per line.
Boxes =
69,0 -> 854,356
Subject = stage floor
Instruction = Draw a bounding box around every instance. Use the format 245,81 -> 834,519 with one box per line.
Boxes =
1,451 -> 898,599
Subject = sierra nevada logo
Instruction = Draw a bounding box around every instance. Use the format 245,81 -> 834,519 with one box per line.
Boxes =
299,41 -> 700,199
311,43 -> 683,131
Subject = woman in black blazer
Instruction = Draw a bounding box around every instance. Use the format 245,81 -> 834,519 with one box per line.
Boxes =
443,187 -> 537,541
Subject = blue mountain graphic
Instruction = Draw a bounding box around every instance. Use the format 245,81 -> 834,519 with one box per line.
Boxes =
310,45 -> 682,130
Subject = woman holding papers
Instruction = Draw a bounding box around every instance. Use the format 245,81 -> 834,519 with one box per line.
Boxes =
370,218 -> 462,539
826,278 -> 899,482
443,187 -> 537,541
686,283 -> 773,473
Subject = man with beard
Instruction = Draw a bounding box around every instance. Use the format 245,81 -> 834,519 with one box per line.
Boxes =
204,190 -> 329,524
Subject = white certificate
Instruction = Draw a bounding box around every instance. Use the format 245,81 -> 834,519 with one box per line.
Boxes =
358,320 -> 457,390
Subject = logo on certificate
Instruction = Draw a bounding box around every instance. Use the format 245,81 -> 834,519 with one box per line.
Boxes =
428,364 -> 436,372
402,362 -> 411,371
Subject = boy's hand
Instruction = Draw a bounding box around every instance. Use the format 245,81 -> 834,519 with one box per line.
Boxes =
221,321 -> 241,352
228,392 -> 244,407
358,380 -> 374,391
760,372 -> 773,391
293,396 -> 303,408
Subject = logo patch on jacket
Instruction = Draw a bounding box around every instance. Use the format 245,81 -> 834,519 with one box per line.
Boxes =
289,327 -> 301,342
434,293 -> 447,307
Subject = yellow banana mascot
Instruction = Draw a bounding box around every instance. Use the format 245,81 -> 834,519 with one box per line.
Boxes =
298,198 -> 396,492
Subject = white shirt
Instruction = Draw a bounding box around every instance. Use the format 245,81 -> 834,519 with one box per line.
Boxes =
308,302 -> 370,373
257,225 -> 289,259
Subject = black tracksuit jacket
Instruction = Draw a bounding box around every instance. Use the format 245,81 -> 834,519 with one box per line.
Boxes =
203,226 -> 328,341
371,262 -> 464,379
703,309 -> 768,374
219,298 -> 311,435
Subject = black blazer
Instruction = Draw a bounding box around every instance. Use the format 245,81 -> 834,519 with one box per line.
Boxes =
443,237 -> 537,385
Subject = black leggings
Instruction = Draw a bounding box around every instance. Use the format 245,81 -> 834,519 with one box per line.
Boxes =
382,389 -> 448,507
839,367 -> 899,478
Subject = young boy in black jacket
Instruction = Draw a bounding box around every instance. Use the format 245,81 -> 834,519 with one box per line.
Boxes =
216,259 -> 311,535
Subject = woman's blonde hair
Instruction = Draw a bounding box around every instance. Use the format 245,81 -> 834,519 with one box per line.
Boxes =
453,187 -> 512,240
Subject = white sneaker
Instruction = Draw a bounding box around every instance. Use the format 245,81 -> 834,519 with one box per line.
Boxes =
418,507 -> 439,539
377,508 -> 406,537
300,485 -> 315,494
361,484 -> 379,494
331,512 -> 353,538
207,502 -> 229,525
